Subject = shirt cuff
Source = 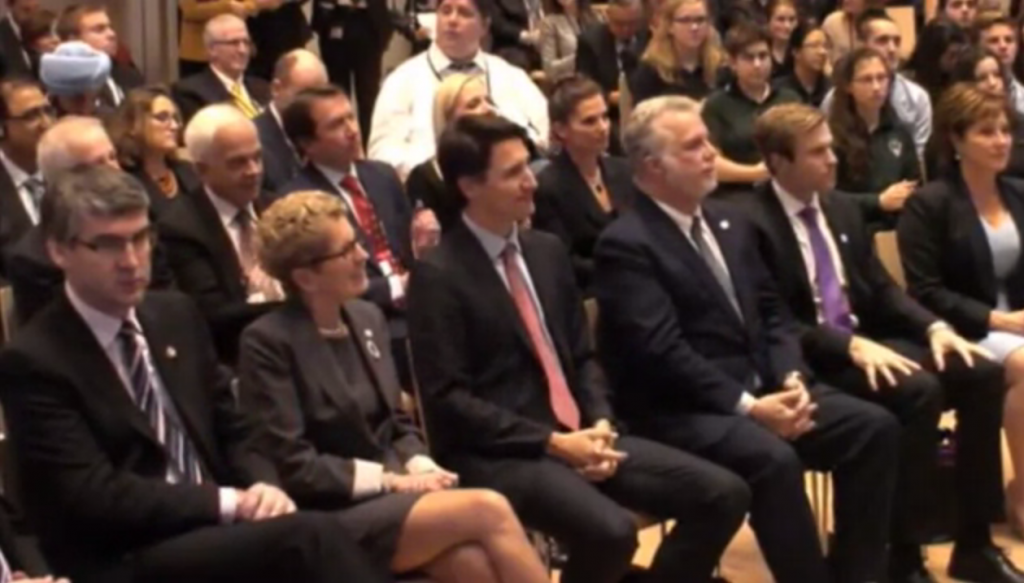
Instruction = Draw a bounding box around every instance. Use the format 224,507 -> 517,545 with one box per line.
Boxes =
388,274 -> 406,302
927,321 -> 952,336
353,459 -> 386,499
735,392 -> 757,416
218,487 -> 238,524
405,455 -> 440,475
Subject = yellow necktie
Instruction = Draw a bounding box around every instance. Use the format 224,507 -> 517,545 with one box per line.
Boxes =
229,82 -> 260,119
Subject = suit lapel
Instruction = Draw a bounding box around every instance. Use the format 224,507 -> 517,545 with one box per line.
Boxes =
519,231 -> 571,365
304,165 -> 373,251
189,192 -> 247,295
341,304 -> 395,416
703,206 -> 752,328
818,195 -> 856,274
0,162 -> 32,235
555,153 -> 609,231
951,184 -> 998,302
760,186 -> 816,310
354,161 -> 405,258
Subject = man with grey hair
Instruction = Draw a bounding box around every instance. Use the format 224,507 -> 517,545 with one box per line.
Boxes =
159,103 -> 280,364
0,164 -> 389,583
172,13 -> 270,124
255,49 -> 329,193
592,96 -> 901,583
7,115 -> 174,323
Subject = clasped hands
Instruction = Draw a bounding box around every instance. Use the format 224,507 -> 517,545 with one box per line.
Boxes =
547,419 -> 628,482
749,374 -> 817,440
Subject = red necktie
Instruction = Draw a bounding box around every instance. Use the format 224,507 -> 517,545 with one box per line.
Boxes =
502,244 -> 581,430
341,175 -> 403,274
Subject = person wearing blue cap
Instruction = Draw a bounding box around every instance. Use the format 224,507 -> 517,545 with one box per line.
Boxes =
39,40 -> 111,118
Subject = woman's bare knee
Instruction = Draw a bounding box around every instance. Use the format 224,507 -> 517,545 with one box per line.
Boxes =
425,542 -> 497,583
1005,349 -> 1024,386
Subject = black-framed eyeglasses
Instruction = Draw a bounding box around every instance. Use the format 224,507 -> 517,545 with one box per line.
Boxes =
306,238 -> 361,266
72,225 -> 157,258
8,104 -> 56,123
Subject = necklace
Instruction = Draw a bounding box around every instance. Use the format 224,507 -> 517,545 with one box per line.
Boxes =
318,323 -> 349,338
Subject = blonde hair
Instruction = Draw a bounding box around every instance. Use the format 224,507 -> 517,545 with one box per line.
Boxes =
641,0 -> 724,88
432,73 -> 488,142
257,190 -> 348,295
753,103 -> 828,171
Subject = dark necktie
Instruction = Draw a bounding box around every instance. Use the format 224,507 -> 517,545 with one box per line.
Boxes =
118,321 -> 203,485
22,176 -> 43,218
691,215 -> 742,318
796,206 -> 853,331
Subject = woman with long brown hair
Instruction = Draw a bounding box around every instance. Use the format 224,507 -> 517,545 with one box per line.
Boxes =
829,47 -> 920,230
766,0 -> 799,78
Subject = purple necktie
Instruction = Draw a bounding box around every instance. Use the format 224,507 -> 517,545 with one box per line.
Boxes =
797,206 -> 853,331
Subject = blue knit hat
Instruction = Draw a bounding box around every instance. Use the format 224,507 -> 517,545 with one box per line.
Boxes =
40,41 -> 111,97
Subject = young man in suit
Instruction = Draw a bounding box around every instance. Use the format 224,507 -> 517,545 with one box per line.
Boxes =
279,84 -> 440,368
0,78 -> 53,277
172,13 -> 270,125
0,0 -> 37,79
592,95 -> 901,583
255,49 -> 327,194
160,104 -> 282,365
742,103 -> 1017,583
407,113 -> 750,583
55,3 -> 144,109
0,164 -> 388,583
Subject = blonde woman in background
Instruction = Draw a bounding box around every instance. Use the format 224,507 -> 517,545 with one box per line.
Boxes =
405,73 -> 496,231
629,0 -> 726,105
822,0 -> 869,65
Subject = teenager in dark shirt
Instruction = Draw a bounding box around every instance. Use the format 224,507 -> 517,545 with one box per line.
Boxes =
772,20 -> 831,105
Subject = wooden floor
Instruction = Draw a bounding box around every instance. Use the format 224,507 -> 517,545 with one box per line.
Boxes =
556,432 -> 1024,582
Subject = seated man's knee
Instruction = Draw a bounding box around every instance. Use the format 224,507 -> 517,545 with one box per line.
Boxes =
588,509 -> 639,559
856,404 -> 902,449
708,470 -> 752,527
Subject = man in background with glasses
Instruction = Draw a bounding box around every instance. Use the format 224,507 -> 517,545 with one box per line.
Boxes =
172,13 -> 271,125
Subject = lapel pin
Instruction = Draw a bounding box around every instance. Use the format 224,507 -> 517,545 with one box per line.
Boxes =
720,220 -> 730,230
364,328 -> 373,338
840,234 -> 849,244
366,339 -> 382,360
166,346 -> 177,359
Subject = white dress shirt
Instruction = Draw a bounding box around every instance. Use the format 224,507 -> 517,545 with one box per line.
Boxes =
65,284 -> 238,522
368,43 -> 550,178
0,149 -> 41,225
651,199 -> 760,415
772,181 -> 848,325
821,73 -> 931,163
314,164 -> 406,301
204,189 -> 268,304
210,64 -> 258,111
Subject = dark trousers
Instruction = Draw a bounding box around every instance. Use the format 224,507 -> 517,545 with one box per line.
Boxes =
812,338 -> 1006,545
127,511 -> 388,583
638,384 -> 899,583
317,10 -> 385,147
445,435 -> 750,583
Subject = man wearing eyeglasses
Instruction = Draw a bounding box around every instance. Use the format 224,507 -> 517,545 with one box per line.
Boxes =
172,13 -> 271,125
55,3 -> 144,109
0,79 -> 53,277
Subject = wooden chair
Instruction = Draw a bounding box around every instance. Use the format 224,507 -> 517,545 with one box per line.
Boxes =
0,285 -> 16,346
873,231 -> 906,290
618,72 -> 634,140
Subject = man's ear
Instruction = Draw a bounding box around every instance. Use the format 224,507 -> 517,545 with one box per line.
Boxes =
46,237 -> 68,271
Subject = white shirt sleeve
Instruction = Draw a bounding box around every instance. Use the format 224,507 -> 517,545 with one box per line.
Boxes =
735,391 -> 758,416
353,459 -> 387,499
368,67 -> 420,179
218,487 -> 238,524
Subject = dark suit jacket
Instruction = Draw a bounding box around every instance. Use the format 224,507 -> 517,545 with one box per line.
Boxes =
254,109 -> 301,195
171,67 -> 271,124
897,174 -> 1024,340
575,23 -> 639,96
277,161 -> 413,314
125,159 -> 202,219
0,291 -> 276,580
238,299 -> 427,509
311,0 -> 393,50
737,183 -> 937,365
533,153 -> 633,292
407,223 -> 614,459
247,1 -> 313,79
99,62 -> 146,109
0,18 -> 31,79
592,195 -> 810,426
489,0 -> 531,53
0,161 -> 34,276
406,159 -> 460,232
158,189 -> 277,364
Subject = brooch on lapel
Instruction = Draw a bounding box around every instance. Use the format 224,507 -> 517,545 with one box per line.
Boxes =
719,220 -> 730,230
364,329 -> 381,359
839,234 -> 849,244
165,346 -> 178,360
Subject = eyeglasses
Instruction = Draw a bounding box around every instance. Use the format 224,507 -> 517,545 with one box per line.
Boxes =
672,15 -> 708,27
149,110 -> 182,125
306,238 -> 361,266
211,38 -> 253,49
72,225 -> 156,259
8,104 -> 56,123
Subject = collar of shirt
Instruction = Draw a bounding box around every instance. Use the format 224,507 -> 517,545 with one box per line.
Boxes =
427,42 -> 487,73
462,212 -> 521,261
315,162 -> 358,191
727,81 -> 773,104
65,282 -> 139,354
772,179 -> 820,218
205,187 -> 256,229
269,102 -> 284,129
0,148 -> 34,188
651,198 -> 702,240
210,64 -> 246,94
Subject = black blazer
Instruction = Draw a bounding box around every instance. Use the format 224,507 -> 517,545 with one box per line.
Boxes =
311,0 -> 393,50
247,1 -> 313,79
278,161 -> 413,313
897,174 -> 1024,340
406,159 -> 460,232
407,223 -> 615,459
125,159 -> 202,219
171,67 -> 271,124
0,161 -> 35,276
254,109 -> 301,195
238,299 -> 427,509
0,291 -> 276,581
99,62 -> 146,109
0,18 -> 31,79
533,152 -> 633,292
737,183 -> 937,364
158,189 -> 277,364
489,0 -> 531,52
592,195 -> 811,424
575,23 -> 639,96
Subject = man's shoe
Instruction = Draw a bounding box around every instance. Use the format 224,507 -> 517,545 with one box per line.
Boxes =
948,546 -> 1024,583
